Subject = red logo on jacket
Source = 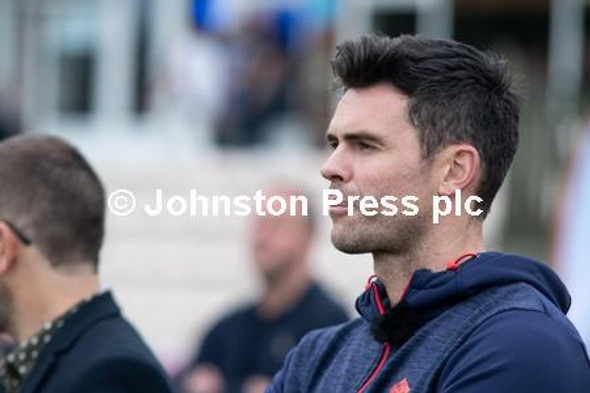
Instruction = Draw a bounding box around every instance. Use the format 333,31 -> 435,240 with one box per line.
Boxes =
389,378 -> 411,393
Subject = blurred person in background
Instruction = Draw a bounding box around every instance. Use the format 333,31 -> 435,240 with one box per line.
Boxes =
0,135 -> 174,393
153,0 -> 337,149
214,11 -> 291,147
153,0 -> 230,145
554,123 -> 590,345
178,185 -> 348,393
266,34 -> 590,393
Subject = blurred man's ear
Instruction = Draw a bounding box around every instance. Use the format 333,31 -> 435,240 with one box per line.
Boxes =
0,223 -> 19,275
435,144 -> 481,196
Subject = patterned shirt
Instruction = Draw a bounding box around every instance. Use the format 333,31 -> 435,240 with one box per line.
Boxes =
0,293 -> 101,393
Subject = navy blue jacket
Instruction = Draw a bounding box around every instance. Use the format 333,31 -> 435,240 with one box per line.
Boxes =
12,291 -> 173,393
267,252 -> 590,392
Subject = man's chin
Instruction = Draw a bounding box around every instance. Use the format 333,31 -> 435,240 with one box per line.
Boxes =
330,233 -> 371,254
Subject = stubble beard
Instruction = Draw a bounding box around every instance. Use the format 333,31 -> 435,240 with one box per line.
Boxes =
330,210 -> 430,256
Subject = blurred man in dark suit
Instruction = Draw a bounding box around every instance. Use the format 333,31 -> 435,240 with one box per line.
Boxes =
0,135 -> 174,393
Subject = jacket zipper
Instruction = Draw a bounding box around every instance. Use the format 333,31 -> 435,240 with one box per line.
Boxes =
356,342 -> 392,393
356,281 -> 391,393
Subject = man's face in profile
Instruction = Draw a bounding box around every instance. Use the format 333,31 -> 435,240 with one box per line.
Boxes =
321,84 -> 435,255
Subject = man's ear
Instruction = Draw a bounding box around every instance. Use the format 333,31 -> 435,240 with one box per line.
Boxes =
0,223 -> 19,275
435,144 -> 481,196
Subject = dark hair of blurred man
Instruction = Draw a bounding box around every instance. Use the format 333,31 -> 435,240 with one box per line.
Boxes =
0,135 -> 174,393
266,34 -> 590,393
179,186 -> 348,393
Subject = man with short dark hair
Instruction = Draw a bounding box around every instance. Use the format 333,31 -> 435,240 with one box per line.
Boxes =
0,135 -> 174,393
266,35 -> 590,392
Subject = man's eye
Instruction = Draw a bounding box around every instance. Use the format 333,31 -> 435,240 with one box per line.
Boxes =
357,141 -> 373,150
328,141 -> 338,150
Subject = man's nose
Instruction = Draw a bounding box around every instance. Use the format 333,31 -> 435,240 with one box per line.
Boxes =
320,149 -> 351,183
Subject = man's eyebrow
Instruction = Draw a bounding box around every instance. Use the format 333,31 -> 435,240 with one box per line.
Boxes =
326,130 -> 385,144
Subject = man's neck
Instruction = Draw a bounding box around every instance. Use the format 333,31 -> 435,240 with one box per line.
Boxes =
258,264 -> 311,320
373,220 -> 484,306
12,273 -> 100,342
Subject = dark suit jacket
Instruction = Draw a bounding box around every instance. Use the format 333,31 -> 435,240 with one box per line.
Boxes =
12,291 -> 173,393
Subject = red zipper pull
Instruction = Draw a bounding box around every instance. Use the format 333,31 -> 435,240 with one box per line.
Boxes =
446,252 -> 478,271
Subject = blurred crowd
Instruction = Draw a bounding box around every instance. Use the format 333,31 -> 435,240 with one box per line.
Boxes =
153,0 -> 336,148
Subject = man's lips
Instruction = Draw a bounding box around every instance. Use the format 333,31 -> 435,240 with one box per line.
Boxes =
329,202 -> 348,208
328,191 -> 356,215
328,204 -> 349,216
327,186 -> 363,215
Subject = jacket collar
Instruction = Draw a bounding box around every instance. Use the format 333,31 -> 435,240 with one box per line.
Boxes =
355,277 -> 390,322
20,291 -> 120,393
355,252 -> 571,325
